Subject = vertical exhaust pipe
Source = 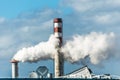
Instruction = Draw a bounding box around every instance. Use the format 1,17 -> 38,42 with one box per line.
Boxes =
54,18 -> 64,78
11,59 -> 18,78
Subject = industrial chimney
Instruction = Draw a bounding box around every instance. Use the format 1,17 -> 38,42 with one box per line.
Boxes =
11,59 -> 19,78
54,18 -> 64,77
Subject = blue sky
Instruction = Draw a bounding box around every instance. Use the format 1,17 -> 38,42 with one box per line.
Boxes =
0,0 -> 59,18
0,0 -> 120,78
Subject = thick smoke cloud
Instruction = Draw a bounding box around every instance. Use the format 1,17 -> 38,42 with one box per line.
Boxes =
62,32 -> 115,64
13,34 -> 59,62
13,32 -> 115,65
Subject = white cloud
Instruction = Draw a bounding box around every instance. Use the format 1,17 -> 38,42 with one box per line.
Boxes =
0,17 -> 5,23
60,0 -> 120,35
0,35 -> 15,48
94,14 -> 112,24
20,26 -> 30,32
93,12 -> 120,25
62,0 -> 120,12
41,19 -> 53,29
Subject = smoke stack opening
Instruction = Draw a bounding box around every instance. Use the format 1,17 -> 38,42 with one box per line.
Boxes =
54,18 -> 62,23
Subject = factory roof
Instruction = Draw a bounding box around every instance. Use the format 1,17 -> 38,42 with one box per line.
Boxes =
66,65 -> 92,75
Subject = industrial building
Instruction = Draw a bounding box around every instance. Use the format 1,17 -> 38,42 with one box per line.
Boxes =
61,66 -> 111,79
62,66 -> 92,78
10,18 -> 120,79
28,65 -> 112,79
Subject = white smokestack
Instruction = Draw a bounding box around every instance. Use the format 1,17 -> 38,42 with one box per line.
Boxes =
62,32 -> 115,64
11,59 -> 18,78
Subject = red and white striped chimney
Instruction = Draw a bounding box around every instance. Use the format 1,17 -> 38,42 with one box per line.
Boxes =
54,18 -> 63,46
54,18 -> 64,77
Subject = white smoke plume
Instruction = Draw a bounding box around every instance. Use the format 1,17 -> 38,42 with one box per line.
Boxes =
13,34 -> 59,62
13,32 -> 115,64
62,32 -> 115,64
